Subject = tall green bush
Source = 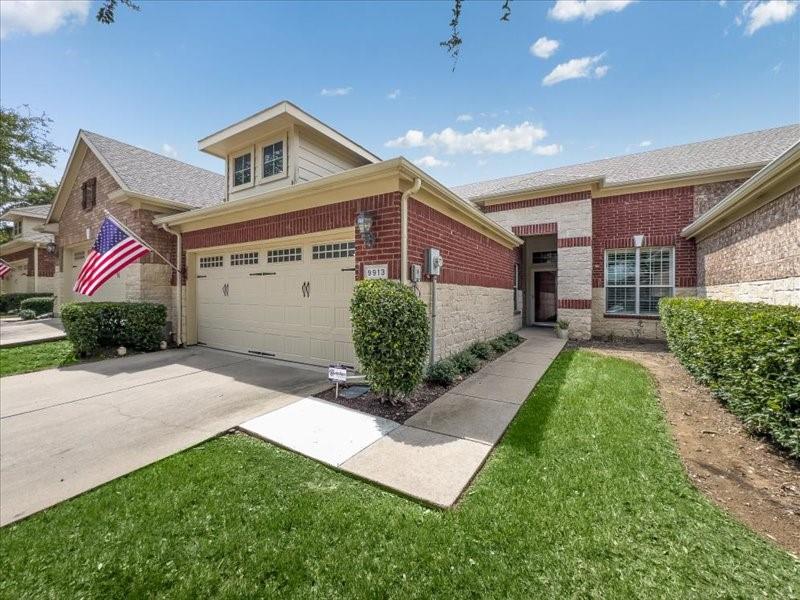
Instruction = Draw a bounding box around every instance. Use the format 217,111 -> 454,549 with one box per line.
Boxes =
350,280 -> 429,404
0,293 -> 52,312
60,302 -> 167,356
19,296 -> 54,316
660,297 -> 799,456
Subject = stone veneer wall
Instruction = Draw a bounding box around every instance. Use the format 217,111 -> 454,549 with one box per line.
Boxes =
416,282 -> 522,360
696,185 -> 799,306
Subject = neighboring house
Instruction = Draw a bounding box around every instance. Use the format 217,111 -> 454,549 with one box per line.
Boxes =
40,130 -> 225,329
455,124 -> 800,339
42,100 -> 799,367
0,204 -> 56,294
682,140 -> 800,306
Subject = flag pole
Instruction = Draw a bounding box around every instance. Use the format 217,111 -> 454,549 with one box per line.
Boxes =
103,210 -> 181,274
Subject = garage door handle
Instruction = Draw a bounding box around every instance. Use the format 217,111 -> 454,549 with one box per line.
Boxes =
301,281 -> 310,297
250,272 -> 276,276
341,267 -> 356,272
196,275 -> 207,279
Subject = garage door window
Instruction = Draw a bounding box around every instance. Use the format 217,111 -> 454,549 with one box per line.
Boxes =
200,256 -> 223,269
230,252 -> 259,266
267,247 -> 302,263
312,241 -> 355,260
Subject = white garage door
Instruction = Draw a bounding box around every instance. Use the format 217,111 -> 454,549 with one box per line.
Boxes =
69,249 -> 126,302
195,238 -> 357,367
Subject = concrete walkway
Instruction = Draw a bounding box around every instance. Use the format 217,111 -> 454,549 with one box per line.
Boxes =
241,327 -> 566,507
0,318 -> 66,348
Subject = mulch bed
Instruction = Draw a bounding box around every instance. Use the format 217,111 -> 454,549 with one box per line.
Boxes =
315,338 -> 525,423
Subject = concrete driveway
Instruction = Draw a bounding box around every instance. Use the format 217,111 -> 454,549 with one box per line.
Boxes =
0,347 -> 328,525
0,317 -> 66,347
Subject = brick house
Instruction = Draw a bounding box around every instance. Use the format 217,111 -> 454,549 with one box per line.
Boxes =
36,101 -> 799,367
0,205 -> 55,294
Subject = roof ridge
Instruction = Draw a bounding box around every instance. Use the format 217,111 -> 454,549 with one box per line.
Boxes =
81,130 -> 224,179
454,123 -> 800,192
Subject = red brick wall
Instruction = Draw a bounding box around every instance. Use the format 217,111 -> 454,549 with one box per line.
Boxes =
591,186 -> 696,288
408,198 -> 518,289
182,193 -> 403,279
483,191 -> 591,213
1,247 -> 55,278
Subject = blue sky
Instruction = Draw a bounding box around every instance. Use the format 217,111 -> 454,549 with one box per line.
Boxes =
1,0 -> 798,188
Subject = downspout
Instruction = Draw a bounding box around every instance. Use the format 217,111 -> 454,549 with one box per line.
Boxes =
400,177 -> 422,284
161,224 -> 183,347
33,243 -> 40,292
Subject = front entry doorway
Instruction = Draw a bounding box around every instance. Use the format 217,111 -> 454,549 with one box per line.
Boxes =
533,271 -> 557,323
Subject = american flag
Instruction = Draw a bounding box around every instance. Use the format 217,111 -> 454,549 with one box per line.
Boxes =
0,259 -> 11,279
74,217 -> 151,296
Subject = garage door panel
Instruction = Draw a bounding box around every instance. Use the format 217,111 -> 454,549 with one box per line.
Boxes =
309,306 -> 334,328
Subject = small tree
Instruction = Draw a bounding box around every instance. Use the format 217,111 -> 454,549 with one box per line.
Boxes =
350,279 -> 429,405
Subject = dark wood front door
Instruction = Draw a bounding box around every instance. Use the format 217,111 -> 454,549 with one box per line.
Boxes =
534,271 -> 557,322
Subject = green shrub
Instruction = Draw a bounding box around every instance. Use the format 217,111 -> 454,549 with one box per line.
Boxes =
18,309 -> 36,321
20,297 -> 54,316
502,332 -> 524,347
426,358 -> 460,386
350,280 -> 429,403
452,350 -> 480,375
0,293 -> 52,312
490,337 -> 510,354
660,297 -> 800,457
469,341 -> 494,360
60,302 -> 167,356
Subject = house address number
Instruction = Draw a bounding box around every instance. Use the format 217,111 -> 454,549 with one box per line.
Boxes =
364,264 -> 388,279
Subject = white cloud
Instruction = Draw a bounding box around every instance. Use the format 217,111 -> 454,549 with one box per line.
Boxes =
530,36 -> 560,58
639,140 -> 652,147
320,87 -> 352,97
456,114 -> 473,122
413,156 -> 450,168
477,159 -> 489,166
533,144 -> 563,156
161,143 -> 179,159
549,0 -> 635,22
386,122 -> 553,155
542,53 -> 608,86
741,0 -> 798,35
387,89 -> 401,100
0,0 -> 90,39
719,0 -> 727,6
772,61 -> 783,73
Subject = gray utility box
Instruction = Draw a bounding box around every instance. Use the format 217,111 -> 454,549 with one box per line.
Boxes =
425,248 -> 443,276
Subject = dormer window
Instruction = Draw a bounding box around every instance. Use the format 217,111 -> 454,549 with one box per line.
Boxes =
232,151 -> 252,187
81,177 -> 97,210
262,140 -> 284,179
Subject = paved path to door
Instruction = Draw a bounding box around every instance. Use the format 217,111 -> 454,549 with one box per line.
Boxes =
0,348 -> 328,525
0,318 -> 66,347
241,327 -> 566,507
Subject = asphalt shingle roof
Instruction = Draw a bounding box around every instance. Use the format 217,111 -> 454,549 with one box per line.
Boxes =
5,204 -> 52,218
82,131 -> 225,208
453,124 -> 800,201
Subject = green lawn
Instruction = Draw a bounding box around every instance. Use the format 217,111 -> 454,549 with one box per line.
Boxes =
1,350 -> 797,598
0,340 -> 77,377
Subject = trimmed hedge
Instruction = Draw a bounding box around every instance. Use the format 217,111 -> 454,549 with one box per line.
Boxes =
350,280 -> 429,403
18,309 -> 36,321
20,297 -> 54,316
660,297 -> 799,456
0,293 -> 53,312
60,302 -> 167,356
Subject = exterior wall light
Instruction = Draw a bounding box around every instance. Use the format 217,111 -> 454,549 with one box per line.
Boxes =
356,212 -> 376,248
46,242 -> 58,255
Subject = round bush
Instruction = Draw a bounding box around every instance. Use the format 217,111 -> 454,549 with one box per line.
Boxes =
20,296 -> 54,316
469,341 -> 494,360
452,350 -> 480,375
426,358 -> 459,386
350,280 -> 429,403
18,309 -> 36,321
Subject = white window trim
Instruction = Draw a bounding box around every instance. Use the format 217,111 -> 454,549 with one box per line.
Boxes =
604,246 -> 675,316
229,146 -> 254,192
256,133 -> 289,186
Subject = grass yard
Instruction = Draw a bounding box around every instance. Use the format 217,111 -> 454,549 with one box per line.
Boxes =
0,340 -> 77,377
1,350 -> 797,598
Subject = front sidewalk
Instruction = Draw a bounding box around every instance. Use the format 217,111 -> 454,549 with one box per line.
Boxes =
0,318 -> 66,348
240,327 -> 566,507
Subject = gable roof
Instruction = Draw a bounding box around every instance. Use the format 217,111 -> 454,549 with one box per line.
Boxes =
454,124 -> 800,202
81,131 -> 225,208
0,204 -> 51,220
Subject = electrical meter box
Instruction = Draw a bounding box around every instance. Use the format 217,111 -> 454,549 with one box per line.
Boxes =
425,248 -> 444,276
